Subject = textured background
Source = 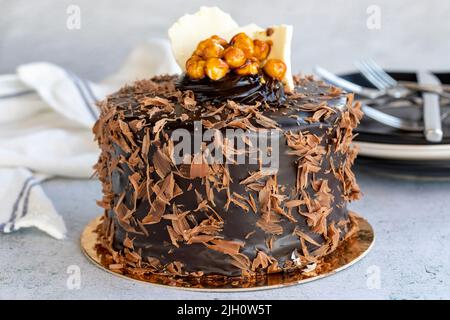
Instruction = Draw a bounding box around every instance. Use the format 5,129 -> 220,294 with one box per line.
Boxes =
1,0 -> 450,80
1,0 -> 450,300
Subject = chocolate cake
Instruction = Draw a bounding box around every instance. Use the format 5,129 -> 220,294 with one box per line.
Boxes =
92,11 -> 363,279
93,75 -> 362,278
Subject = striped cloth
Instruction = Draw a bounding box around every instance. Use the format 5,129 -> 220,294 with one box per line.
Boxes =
0,39 -> 180,239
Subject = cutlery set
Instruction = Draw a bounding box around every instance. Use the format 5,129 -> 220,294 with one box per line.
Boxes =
314,60 -> 450,142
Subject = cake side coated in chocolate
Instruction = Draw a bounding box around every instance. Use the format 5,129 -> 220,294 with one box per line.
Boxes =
93,75 -> 363,277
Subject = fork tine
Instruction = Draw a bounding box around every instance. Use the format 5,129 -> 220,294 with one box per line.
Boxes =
355,60 -> 386,90
366,58 -> 397,86
360,59 -> 393,88
363,59 -> 394,88
357,59 -> 411,98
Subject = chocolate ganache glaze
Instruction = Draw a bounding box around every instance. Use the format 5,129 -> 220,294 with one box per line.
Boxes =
93,75 -> 363,278
177,73 -> 286,105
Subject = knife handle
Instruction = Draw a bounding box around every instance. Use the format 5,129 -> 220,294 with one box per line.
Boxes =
422,90 -> 443,142
425,125 -> 443,142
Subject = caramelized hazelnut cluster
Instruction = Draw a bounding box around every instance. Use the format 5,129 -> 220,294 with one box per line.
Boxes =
186,33 -> 286,81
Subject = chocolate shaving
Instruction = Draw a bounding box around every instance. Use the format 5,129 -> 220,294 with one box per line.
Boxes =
189,153 -> 210,178
251,250 -> 272,271
140,96 -> 174,113
180,90 -> 197,111
152,148 -> 172,178
293,227 -> 321,247
206,239 -> 244,255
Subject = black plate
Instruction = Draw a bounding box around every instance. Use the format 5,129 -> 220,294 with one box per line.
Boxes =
338,71 -> 450,178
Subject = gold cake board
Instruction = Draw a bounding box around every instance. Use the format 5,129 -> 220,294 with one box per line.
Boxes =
81,214 -> 374,292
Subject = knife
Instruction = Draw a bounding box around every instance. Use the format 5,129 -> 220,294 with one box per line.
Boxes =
417,71 -> 443,142
314,66 -> 383,99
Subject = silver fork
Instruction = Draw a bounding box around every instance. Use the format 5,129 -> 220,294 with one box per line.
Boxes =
314,65 -> 449,131
355,58 -> 411,98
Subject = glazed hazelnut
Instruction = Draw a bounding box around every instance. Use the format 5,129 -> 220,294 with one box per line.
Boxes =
186,55 -> 201,66
230,32 -> 254,58
202,41 -> 225,59
195,36 -> 227,58
263,59 -> 286,80
210,35 -> 228,47
253,39 -> 271,61
186,56 -> 206,79
194,38 -> 214,56
195,39 -> 209,56
235,57 -> 259,76
223,46 -> 246,68
205,58 -> 229,80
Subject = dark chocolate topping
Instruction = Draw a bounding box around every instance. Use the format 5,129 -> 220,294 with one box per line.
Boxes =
176,73 -> 285,105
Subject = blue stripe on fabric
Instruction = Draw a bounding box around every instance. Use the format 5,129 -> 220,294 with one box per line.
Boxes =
65,70 -> 97,121
11,177 -> 52,231
0,176 -> 35,231
79,77 -> 98,103
0,90 -> 34,100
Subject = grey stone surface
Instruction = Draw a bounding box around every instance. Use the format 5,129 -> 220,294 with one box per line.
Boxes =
1,169 -> 449,299
1,0 -> 450,300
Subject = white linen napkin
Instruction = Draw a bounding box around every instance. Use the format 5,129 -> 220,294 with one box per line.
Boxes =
0,38 -> 180,239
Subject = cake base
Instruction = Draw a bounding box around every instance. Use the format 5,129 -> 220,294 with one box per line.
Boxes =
80,213 -> 374,292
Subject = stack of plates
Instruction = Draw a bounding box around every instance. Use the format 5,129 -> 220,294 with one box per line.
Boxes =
341,72 -> 450,178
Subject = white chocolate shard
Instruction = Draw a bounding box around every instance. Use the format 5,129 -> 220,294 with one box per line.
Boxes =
168,7 -> 238,72
224,24 -> 264,40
